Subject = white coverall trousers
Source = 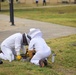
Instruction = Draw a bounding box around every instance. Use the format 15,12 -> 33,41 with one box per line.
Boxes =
0,45 -> 15,62
30,50 -> 51,65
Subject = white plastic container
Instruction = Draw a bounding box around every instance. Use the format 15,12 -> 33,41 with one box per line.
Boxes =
9,54 -> 12,62
52,53 -> 56,63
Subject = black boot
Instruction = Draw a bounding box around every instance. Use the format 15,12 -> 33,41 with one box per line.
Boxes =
39,58 -> 48,67
0,60 -> 3,64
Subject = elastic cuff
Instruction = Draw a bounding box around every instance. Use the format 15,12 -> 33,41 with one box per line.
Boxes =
16,51 -> 20,55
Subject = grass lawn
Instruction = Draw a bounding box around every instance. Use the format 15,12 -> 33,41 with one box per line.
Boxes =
0,2 -> 76,75
0,34 -> 76,75
14,6 -> 76,27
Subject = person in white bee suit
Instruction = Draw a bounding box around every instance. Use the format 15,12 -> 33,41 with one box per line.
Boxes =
0,33 -> 31,62
28,28 -> 51,67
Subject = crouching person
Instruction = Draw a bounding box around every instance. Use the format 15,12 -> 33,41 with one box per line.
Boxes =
28,28 -> 51,67
0,33 -> 31,62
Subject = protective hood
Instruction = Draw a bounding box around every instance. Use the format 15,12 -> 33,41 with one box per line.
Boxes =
28,28 -> 42,38
23,33 -> 31,45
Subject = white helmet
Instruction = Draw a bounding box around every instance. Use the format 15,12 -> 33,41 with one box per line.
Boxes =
28,28 -> 42,38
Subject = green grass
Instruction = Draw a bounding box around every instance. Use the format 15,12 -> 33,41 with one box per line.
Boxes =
47,34 -> 76,68
0,34 -> 76,75
14,6 -> 76,27
0,2 -> 76,27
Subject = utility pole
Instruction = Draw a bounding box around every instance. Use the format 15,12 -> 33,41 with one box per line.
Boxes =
9,0 -> 15,25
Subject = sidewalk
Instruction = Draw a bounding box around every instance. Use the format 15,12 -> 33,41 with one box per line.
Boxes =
0,14 -> 76,43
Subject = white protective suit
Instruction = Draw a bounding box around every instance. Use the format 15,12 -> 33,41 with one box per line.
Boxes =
28,28 -> 51,65
0,33 -> 30,62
